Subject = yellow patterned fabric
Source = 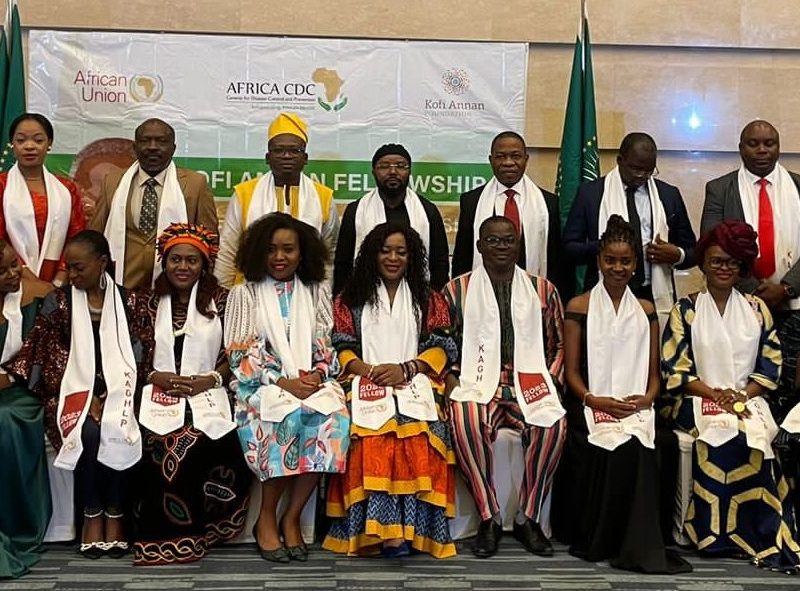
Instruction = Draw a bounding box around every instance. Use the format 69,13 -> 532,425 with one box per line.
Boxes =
662,293 -> 800,572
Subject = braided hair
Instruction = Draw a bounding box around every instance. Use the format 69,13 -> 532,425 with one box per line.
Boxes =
599,214 -> 637,255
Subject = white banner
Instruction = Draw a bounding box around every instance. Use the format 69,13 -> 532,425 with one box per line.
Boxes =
28,31 -> 528,203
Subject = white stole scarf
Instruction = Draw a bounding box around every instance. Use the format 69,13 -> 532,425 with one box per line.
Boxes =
245,172 -> 323,230
104,161 -> 188,287
0,288 -> 23,369
471,176 -> 549,277
55,275 -> 141,471
254,278 -> 344,422
691,290 -> 779,457
737,163 -> 800,310
138,284 -> 236,439
599,166 -> 673,329
4,163 -> 72,277
450,266 -> 565,427
585,282 -> 655,450
352,279 -> 437,429
354,189 -> 430,259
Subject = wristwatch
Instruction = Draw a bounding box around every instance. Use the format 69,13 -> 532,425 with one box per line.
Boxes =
733,400 -> 746,414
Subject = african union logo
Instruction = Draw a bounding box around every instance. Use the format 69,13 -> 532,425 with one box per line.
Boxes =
312,68 -> 347,111
129,75 -> 164,103
441,68 -> 470,95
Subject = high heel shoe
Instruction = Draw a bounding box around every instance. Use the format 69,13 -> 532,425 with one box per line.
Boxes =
252,523 -> 290,563
79,509 -> 105,559
103,511 -> 129,559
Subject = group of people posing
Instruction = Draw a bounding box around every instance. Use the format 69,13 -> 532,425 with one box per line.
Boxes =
1,109 -> 800,578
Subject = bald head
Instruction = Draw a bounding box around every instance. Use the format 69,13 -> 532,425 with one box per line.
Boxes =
739,120 -> 779,177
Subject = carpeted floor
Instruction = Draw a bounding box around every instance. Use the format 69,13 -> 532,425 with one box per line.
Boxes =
8,539 -> 798,591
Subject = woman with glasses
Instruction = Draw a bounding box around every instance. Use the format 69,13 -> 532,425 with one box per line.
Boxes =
662,220 -> 800,573
555,215 -> 690,573
324,222 -> 457,558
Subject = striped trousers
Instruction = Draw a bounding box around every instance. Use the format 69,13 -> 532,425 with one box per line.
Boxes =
450,386 -> 566,523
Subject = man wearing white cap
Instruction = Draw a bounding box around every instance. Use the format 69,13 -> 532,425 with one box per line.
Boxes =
215,112 -> 339,287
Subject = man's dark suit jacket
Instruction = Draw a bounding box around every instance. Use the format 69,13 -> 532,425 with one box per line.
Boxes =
702,169 -> 800,294
333,192 -> 450,295
562,176 -> 697,293
451,183 -> 572,299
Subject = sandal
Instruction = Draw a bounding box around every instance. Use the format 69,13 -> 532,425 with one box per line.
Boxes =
104,511 -> 129,559
79,509 -> 105,559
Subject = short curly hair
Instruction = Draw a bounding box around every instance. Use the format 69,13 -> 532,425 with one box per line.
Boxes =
235,212 -> 328,283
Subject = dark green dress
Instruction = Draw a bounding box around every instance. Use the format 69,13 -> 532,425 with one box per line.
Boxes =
0,299 -> 52,579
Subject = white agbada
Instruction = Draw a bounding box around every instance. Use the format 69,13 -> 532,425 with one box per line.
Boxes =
138,284 -> 236,439
245,172 -> 323,231
470,176 -> 549,277
55,275 -> 141,471
598,166 -> 674,330
585,282 -> 655,451
354,189 -> 430,260
737,164 -> 800,311
103,162 -> 188,286
4,163 -> 72,277
352,279 -> 437,430
691,290 -> 779,458
450,266 -> 565,427
253,278 -> 344,423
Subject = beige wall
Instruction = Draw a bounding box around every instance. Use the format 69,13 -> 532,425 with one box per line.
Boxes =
14,0 -> 800,235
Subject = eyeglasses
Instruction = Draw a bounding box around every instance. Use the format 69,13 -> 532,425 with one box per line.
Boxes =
707,256 -> 742,270
482,236 -> 516,247
627,165 -> 659,179
269,147 -> 306,157
374,162 -> 410,171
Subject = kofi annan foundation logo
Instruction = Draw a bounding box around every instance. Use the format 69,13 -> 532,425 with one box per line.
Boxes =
312,68 -> 347,112
129,75 -> 164,103
441,68 -> 470,95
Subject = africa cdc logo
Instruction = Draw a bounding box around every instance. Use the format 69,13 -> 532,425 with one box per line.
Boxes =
441,68 -> 470,96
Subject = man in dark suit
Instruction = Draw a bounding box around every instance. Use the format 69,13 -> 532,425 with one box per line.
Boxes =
451,131 -> 570,298
702,120 -> 800,438
562,132 -> 696,302
701,120 -> 800,307
333,143 -> 449,294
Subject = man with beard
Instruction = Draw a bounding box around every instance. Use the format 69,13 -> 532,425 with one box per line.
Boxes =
333,144 -> 449,294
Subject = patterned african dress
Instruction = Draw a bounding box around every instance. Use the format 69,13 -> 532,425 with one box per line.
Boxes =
227,279 -> 349,481
323,291 -> 458,558
0,298 -> 51,579
661,293 -> 800,572
131,287 -> 252,566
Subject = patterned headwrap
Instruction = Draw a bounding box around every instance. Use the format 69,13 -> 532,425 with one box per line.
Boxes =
696,220 -> 759,271
156,223 -> 220,264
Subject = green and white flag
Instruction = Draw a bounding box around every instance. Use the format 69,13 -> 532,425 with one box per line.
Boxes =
555,0 -> 599,291
0,0 -> 25,170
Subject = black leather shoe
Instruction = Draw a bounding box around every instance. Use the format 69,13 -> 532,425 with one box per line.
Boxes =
512,519 -> 553,556
472,519 -> 502,558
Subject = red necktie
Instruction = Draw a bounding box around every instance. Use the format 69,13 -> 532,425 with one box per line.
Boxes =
503,189 -> 521,237
752,178 -> 776,279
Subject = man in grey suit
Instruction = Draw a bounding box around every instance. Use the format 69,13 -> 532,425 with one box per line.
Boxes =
701,119 -> 800,423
